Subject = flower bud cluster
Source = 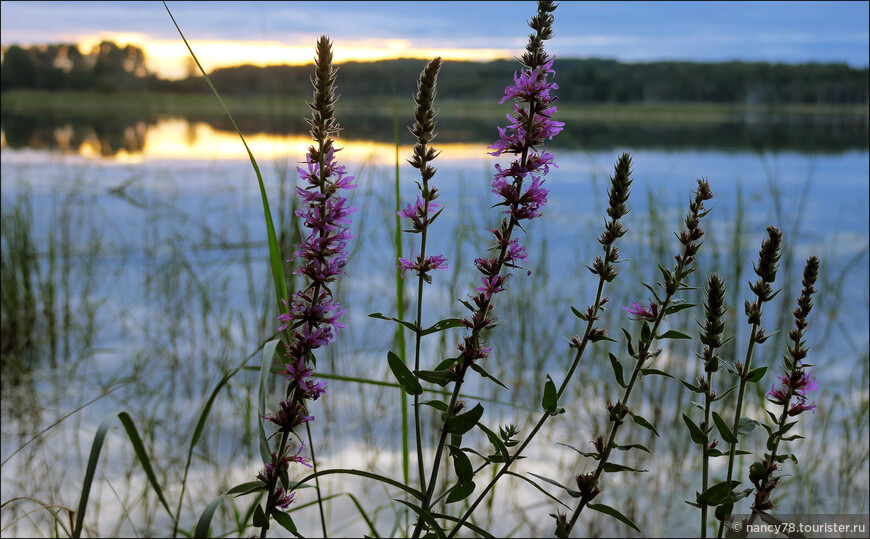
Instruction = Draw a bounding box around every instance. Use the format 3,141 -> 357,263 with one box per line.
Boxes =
397,57 -> 448,279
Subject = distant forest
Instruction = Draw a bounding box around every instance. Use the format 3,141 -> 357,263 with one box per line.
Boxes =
2,40 -> 868,105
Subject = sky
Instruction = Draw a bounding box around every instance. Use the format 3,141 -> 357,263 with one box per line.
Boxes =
1,1 -> 868,79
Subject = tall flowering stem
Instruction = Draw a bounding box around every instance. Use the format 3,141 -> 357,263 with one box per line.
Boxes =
562,180 -> 715,537
447,153 -> 633,538
748,256 -> 820,515
400,56 -> 445,494
683,274 -> 729,537
716,226 -> 783,539
411,2 -> 561,537
256,35 -> 355,539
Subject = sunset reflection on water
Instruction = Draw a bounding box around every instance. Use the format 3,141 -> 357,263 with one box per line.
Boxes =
0,117 -> 495,165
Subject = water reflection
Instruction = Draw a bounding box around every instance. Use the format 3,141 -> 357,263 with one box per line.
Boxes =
1,109 -> 867,159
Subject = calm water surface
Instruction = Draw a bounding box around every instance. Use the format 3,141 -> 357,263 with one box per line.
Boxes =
1,113 -> 867,537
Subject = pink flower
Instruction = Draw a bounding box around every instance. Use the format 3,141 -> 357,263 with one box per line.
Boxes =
623,301 -> 656,318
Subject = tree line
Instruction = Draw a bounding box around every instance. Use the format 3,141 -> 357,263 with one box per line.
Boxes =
2,41 -> 868,105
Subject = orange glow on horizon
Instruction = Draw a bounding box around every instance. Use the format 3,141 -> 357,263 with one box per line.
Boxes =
75,33 -> 513,80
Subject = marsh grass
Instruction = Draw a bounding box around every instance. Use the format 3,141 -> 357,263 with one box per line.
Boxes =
0,152 -> 866,536
1,42 -> 868,537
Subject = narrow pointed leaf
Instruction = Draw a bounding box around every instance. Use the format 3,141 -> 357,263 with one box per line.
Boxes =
469,362 -> 509,389
445,480 -> 476,504
527,472 -> 581,498
395,499 -> 446,538
443,403 -> 484,435
388,351 -> 423,395
368,312 -> 419,333
632,414 -> 660,437
712,411 -> 739,444
609,353 -> 626,388
272,511 -> 299,536
542,375 -> 558,413
587,503 -> 641,533
656,330 -> 692,340
682,413 -> 708,445
420,318 -> 464,336
194,493 -> 227,538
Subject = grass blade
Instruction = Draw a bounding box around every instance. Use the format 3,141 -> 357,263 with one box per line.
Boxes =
116,412 -> 173,518
163,1 -> 287,310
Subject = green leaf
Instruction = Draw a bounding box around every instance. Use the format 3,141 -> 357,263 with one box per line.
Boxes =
609,353 -> 627,388
444,403 -> 484,435
696,480 -> 740,506
394,499 -> 446,538
712,411 -> 738,444
477,423 -> 510,463
571,306 -> 589,321
641,282 -> 663,304
420,318 -> 464,336
640,368 -> 673,379
420,399 -> 449,412
632,414 -> 660,437
621,328 -> 635,357
681,379 -> 705,393
272,511 -> 299,536
542,374 -> 558,414
656,330 -> 692,340
614,443 -> 651,453
603,462 -> 647,473
556,442 -> 600,459
469,362 -> 509,390
587,503 -> 641,533
746,366 -> 768,383
368,312 -> 419,333
641,322 -> 652,344
738,417 -> 761,435
664,303 -> 696,315
504,471 -> 571,509
713,385 -> 737,402
714,502 -> 734,522
388,351 -> 423,395
415,369 -> 458,387
252,502 -> 267,528
295,468 -> 424,500
164,2 -> 286,310
527,472 -> 581,498
682,413 -> 709,445
73,412 -> 174,538
448,445 -> 473,481
228,481 -> 268,497
445,480 -> 476,504
194,493 -> 227,538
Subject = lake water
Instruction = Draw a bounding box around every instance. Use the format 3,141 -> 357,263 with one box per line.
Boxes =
1,109 -> 868,537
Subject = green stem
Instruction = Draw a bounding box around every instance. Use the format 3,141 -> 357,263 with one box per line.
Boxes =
306,422 -> 328,538
566,257 -> 689,536
716,323 -> 760,539
701,369 -> 714,538
447,243 -> 614,538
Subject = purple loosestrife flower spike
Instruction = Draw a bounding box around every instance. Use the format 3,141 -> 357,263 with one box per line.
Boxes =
750,256 -> 820,514
458,0 -> 561,346
258,36 -> 354,529
399,56 -> 447,279
412,6 -> 560,539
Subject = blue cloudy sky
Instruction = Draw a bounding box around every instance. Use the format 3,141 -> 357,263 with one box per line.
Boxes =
1,1 -> 868,78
